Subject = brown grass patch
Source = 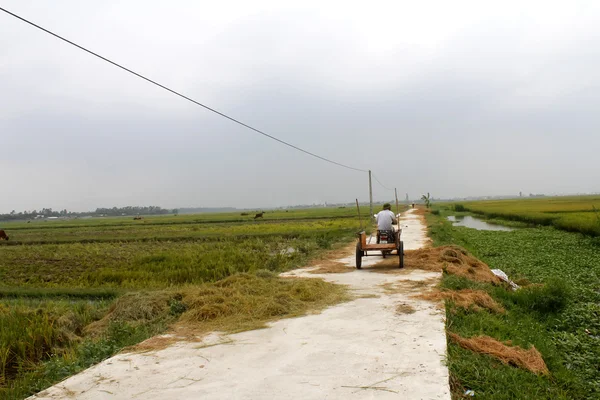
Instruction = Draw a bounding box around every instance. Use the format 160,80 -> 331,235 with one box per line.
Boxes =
372,246 -> 501,284
133,335 -> 178,351
449,333 -> 549,375
412,206 -> 428,217
380,277 -> 439,294
418,289 -> 505,314
85,291 -> 177,336
177,274 -> 349,333
86,273 -> 350,352
308,260 -> 353,274
396,302 -> 416,314
379,282 -> 399,294
448,373 -> 468,400
513,278 -> 533,286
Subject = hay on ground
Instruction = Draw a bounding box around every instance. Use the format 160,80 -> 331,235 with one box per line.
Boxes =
418,289 -> 505,314
308,260 -> 353,274
371,246 -> 502,284
134,335 -> 178,351
380,277 -> 440,294
178,274 -> 349,333
85,291 -> 176,336
396,302 -> 416,314
85,274 -> 350,351
449,333 -> 549,375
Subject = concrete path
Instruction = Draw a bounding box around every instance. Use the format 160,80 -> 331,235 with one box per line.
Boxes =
30,208 -> 450,400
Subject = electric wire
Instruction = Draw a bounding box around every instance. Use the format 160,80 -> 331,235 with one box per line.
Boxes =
372,173 -> 394,191
0,6 -> 368,173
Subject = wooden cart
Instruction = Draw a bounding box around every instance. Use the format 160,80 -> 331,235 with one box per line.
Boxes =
355,229 -> 404,269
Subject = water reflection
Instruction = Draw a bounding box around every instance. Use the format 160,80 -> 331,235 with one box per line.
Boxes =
447,215 -> 514,231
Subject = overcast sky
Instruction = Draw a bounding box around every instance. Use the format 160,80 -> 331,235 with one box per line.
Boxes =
2,0 -> 600,212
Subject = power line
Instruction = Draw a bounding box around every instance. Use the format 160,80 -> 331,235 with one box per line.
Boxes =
0,6 -> 368,173
372,173 -> 394,191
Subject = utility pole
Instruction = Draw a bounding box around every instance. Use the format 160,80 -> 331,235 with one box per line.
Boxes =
368,170 -> 374,222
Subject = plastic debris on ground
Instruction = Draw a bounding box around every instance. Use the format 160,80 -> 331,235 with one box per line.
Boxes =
491,269 -> 519,290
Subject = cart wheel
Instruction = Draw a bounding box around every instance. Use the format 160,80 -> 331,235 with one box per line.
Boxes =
398,241 -> 404,268
355,242 -> 363,269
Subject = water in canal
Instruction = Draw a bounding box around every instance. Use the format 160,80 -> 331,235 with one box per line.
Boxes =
447,215 -> 514,231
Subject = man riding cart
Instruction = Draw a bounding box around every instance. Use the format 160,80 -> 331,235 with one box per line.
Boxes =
375,203 -> 397,244
355,203 -> 404,269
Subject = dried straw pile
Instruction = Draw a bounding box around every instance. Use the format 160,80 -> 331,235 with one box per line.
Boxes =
419,289 -> 505,314
449,333 -> 549,375
405,246 -> 502,284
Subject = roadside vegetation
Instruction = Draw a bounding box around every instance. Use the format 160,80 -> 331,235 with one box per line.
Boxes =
0,207 -> 370,400
427,205 -> 600,399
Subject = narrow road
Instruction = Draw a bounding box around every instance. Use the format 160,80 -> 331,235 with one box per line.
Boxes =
31,208 -> 450,399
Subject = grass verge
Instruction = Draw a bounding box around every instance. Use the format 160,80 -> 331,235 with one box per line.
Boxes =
425,209 -> 598,399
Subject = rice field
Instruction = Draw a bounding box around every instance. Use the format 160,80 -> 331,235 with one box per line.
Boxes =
448,195 -> 600,236
0,207 -> 369,399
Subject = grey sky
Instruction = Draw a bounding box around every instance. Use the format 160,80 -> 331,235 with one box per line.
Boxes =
2,0 -> 600,212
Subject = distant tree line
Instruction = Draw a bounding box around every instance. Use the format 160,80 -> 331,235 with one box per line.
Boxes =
178,207 -> 236,214
94,206 -> 173,216
0,206 -> 176,221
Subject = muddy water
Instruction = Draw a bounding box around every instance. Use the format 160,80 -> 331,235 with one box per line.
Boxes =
447,215 -> 514,231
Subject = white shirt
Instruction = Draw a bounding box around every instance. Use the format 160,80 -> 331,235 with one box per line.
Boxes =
376,209 -> 397,231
